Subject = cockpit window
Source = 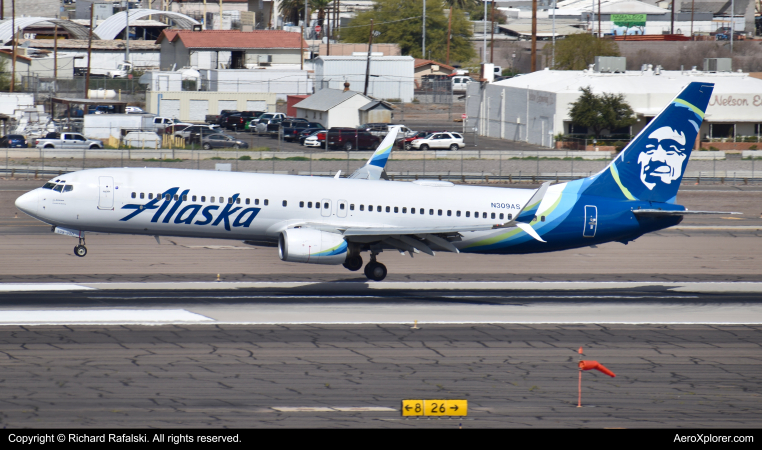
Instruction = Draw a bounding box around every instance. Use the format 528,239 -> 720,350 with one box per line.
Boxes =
42,182 -> 56,189
63,185 -> 73,192
52,184 -> 64,192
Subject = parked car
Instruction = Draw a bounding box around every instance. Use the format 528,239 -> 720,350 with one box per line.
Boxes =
360,124 -> 416,138
397,130 -> 442,150
164,124 -> 190,135
0,134 -> 28,148
452,76 -> 474,93
297,125 -> 325,144
303,130 -> 327,147
125,106 -> 145,114
252,113 -> 287,134
409,132 -> 465,150
200,133 -> 249,150
281,120 -> 320,142
326,128 -> 380,151
174,124 -> 221,139
35,132 -> 103,149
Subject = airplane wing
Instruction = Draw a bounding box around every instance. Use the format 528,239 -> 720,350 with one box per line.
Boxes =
282,182 -> 553,254
347,126 -> 401,180
632,209 -> 742,216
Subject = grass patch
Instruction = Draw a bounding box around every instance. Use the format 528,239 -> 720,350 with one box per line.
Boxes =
142,158 -> 184,162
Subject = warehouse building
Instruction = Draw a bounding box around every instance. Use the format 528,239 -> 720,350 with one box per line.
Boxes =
314,55 -> 415,103
466,61 -> 762,148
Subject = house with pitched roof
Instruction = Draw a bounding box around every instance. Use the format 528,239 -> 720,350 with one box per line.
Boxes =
293,88 -> 375,129
157,29 -> 307,70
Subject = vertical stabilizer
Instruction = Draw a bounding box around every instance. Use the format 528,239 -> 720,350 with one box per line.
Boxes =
584,82 -> 714,203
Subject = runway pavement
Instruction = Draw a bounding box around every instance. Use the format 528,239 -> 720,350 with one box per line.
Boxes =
0,181 -> 760,428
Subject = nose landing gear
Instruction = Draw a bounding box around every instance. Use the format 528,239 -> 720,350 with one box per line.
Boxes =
74,236 -> 87,257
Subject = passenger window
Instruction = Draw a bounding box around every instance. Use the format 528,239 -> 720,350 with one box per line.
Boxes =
466,211 -> 470,218
246,199 -> 250,205
429,209 -> 434,215
201,196 -> 206,202
386,206 -> 390,213
308,202 -> 313,208
456,211 -> 460,217
483,212 -> 487,218
499,213 -> 504,220
491,212 -> 496,219
438,209 -> 442,216
265,199 -> 269,206
368,205 -> 372,211
409,208 -> 414,214
192,196 -> 196,202
350,204 -> 355,211
63,185 -> 73,193
447,210 -> 452,216
219,197 -> 224,203
149,193 -> 153,199
228,197 -> 233,204
131,192 -> 136,198
376,205 -> 382,212
541,216 -> 546,222
360,204 -> 364,211
174,195 -> 179,201
183,195 -> 187,201
507,214 -> 513,220
340,203 -> 345,210
236,198 -> 241,204
324,202 -> 329,209
165,194 -> 171,201
402,207 -> 407,213
140,193 -> 145,199
283,200 -> 288,207
475,211 -> 479,218
300,201 -> 305,208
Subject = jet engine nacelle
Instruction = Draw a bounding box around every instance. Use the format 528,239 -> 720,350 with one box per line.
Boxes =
278,228 -> 348,265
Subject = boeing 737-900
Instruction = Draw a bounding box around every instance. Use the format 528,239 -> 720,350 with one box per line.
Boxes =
15,82 -> 735,281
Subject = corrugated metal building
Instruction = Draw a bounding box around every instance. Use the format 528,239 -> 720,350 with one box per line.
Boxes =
200,69 -> 313,100
466,67 -> 762,148
314,56 -> 415,103
146,91 -> 276,122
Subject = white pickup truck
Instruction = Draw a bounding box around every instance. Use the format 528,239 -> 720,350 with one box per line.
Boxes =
35,133 -> 104,149
89,61 -> 133,79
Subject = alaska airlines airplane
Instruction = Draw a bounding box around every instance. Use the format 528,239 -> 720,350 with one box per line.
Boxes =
15,82 -> 734,281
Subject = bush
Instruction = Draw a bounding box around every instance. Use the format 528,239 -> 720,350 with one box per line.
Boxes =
709,146 -> 719,150
749,145 -> 758,150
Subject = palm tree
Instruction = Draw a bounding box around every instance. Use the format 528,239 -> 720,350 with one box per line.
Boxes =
278,0 -> 304,26
444,0 -> 480,9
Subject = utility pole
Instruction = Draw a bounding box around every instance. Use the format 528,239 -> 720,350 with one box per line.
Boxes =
490,0 -> 495,63
446,6 -> 452,65
300,26 -> 304,70
10,0 -> 15,93
552,0 -> 556,68
598,0 -> 601,37
690,0 -> 695,40
364,19 -> 374,96
671,0 -> 675,34
482,0 -> 487,62
124,1 -> 130,62
531,0 -> 537,72
54,25 -> 58,80
86,4 -> 94,99
422,0 -> 426,58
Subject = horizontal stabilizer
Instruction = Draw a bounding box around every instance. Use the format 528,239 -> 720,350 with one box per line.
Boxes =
633,210 -> 742,216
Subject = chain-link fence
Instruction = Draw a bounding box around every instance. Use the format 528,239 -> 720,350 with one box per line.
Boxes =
2,148 -> 759,185
19,75 -> 147,105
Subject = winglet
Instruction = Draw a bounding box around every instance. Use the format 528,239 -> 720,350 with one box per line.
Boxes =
348,126 -> 401,180
515,181 -> 551,223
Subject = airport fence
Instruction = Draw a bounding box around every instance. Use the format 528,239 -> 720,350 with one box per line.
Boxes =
2,148 -> 760,185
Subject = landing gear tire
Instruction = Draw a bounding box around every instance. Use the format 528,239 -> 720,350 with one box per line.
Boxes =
343,254 -> 363,272
364,261 -> 387,281
74,245 -> 87,257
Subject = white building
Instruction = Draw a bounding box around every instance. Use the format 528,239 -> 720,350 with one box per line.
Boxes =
293,88 -> 374,129
466,65 -> 762,147
20,39 -> 160,71
314,56 -> 415,103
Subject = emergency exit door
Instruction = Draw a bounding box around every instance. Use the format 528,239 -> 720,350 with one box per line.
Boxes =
98,176 -> 114,210
583,205 -> 597,237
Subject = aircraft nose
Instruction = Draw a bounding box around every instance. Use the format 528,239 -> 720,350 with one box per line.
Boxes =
15,190 -> 38,216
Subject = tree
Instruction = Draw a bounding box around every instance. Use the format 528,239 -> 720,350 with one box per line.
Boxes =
568,87 -> 636,138
0,58 -> 17,92
340,0 -> 475,63
549,33 -> 620,70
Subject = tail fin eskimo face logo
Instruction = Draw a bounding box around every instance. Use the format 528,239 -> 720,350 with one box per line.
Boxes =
637,126 -> 688,190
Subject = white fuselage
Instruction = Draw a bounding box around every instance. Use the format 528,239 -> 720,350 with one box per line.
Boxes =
18,168 -> 546,249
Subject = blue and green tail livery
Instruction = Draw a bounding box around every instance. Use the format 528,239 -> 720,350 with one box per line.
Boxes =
584,82 -> 714,204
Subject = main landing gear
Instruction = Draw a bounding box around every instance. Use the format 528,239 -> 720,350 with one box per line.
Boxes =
74,236 -> 87,257
363,253 -> 387,282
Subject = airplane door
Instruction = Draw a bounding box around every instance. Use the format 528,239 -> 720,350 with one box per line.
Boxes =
321,198 -> 332,217
98,176 -> 114,210
337,200 -> 348,218
583,205 -> 597,238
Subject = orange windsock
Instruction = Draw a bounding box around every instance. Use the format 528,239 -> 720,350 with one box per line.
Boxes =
578,360 -> 616,377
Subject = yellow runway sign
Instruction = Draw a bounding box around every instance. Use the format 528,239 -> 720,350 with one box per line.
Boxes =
402,400 -> 467,417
